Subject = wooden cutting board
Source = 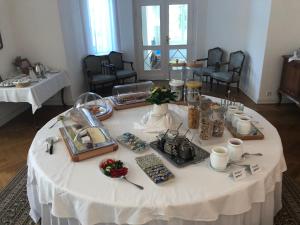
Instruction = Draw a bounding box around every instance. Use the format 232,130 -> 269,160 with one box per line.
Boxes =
226,122 -> 264,140
59,128 -> 118,162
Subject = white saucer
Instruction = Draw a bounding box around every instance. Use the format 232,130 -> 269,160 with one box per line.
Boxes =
208,161 -> 231,173
229,157 -> 245,164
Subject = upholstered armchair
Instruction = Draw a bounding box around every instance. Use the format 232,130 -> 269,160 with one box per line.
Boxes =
210,51 -> 246,94
107,51 -> 137,84
82,55 -> 117,92
193,47 -> 224,82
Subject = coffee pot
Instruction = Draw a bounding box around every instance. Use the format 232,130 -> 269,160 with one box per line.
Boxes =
34,63 -> 46,77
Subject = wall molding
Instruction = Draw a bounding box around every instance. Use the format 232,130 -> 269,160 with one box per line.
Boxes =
256,96 -> 279,104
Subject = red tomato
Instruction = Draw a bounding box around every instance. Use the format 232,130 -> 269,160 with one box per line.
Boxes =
100,161 -> 107,169
106,159 -> 115,164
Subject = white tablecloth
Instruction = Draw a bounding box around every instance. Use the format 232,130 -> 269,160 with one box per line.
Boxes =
0,72 -> 70,113
27,99 -> 287,225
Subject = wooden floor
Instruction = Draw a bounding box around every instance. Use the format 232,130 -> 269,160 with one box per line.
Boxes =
0,83 -> 299,189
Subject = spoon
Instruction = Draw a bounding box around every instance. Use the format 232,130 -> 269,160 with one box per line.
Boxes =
242,152 -> 263,157
121,176 -> 144,190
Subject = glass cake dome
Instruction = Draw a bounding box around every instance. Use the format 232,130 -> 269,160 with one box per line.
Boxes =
74,92 -> 109,117
111,81 -> 153,105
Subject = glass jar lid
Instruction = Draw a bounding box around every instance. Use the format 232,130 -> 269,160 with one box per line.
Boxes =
74,92 -> 108,117
186,80 -> 202,89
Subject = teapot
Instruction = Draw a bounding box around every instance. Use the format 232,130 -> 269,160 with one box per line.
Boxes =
178,139 -> 195,160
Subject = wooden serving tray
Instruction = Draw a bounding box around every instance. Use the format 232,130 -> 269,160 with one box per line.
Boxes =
226,122 -> 264,140
96,105 -> 113,120
59,128 -> 118,162
108,97 -> 150,110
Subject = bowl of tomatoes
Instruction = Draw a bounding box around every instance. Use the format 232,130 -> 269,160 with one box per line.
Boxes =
100,159 -> 128,178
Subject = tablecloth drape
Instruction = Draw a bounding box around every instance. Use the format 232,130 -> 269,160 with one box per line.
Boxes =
0,72 -> 70,113
29,182 -> 282,225
27,100 -> 287,225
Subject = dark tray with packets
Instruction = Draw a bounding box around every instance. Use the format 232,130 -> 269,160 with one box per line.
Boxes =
149,136 -> 210,168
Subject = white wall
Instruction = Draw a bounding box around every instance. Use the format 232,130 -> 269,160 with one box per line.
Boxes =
9,0 -> 89,103
0,0 -> 17,77
205,0 -> 251,54
9,0 -> 74,104
0,0 -> 90,125
10,0 -> 68,72
241,0 -> 272,102
204,0 -> 272,103
205,0 -> 250,97
192,0 -> 208,60
0,0 -> 28,126
116,0 -> 136,64
259,0 -> 300,103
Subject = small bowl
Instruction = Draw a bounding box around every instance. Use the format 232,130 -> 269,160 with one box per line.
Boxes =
100,159 -> 128,178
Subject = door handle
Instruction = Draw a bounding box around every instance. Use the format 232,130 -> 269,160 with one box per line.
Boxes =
166,35 -> 170,44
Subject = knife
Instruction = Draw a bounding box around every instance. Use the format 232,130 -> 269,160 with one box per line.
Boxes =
49,139 -> 54,155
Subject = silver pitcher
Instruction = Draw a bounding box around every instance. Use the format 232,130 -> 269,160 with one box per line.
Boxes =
34,63 -> 46,78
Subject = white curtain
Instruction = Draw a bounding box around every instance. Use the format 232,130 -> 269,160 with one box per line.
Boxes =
81,0 -> 120,55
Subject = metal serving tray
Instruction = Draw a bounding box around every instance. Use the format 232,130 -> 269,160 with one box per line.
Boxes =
149,140 -> 210,168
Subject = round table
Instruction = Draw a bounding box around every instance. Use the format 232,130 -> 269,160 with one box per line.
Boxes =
27,97 -> 287,225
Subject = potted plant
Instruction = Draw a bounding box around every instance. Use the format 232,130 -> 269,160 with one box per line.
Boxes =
146,87 -> 176,116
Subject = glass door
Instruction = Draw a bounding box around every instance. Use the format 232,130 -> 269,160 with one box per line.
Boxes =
135,0 -> 192,80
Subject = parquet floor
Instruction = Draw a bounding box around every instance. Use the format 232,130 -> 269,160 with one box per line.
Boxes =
0,83 -> 299,189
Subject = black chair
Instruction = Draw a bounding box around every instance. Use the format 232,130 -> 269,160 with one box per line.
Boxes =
193,47 -> 224,82
107,51 -> 137,84
82,55 -> 117,92
210,51 -> 246,94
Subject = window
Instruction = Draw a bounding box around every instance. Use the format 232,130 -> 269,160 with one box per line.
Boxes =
83,0 -> 119,55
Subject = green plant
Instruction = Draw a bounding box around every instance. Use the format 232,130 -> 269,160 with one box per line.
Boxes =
146,87 -> 176,105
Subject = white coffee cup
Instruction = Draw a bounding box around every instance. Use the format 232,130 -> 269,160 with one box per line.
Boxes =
226,106 -> 238,122
210,146 -> 229,170
231,111 -> 246,128
236,116 -> 252,135
227,138 -> 243,162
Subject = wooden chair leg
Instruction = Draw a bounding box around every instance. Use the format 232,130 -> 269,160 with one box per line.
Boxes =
226,83 -> 230,95
278,92 -> 282,105
210,77 -> 213,91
